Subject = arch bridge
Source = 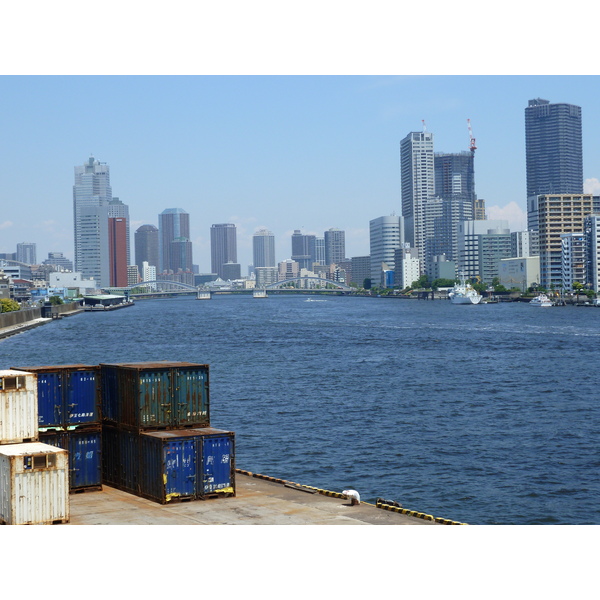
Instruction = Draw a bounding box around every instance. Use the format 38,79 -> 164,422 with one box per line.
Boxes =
264,276 -> 353,292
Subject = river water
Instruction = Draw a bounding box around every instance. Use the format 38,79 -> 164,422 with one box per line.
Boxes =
1,294 -> 598,525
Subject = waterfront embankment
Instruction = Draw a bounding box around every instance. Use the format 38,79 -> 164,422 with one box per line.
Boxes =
0,303 -> 84,340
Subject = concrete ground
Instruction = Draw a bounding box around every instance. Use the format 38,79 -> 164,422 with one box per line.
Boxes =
67,472 -> 445,525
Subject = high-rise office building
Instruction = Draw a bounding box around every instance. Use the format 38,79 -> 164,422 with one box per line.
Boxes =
528,194 -> 600,289
291,230 -> 316,270
210,223 -> 237,279
43,252 -> 73,272
16,243 -> 37,265
252,229 -> 276,268
159,209 -> 191,273
324,228 -> 346,266
401,131 -> 435,269
73,156 -> 112,287
584,215 -> 600,293
350,255 -> 371,287
108,216 -> 128,287
525,98 -> 583,198
369,215 -> 403,286
135,224 -> 159,275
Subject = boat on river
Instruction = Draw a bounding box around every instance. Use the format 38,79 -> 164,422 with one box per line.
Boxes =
448,274 -> 482,305
529,293 -> 553,307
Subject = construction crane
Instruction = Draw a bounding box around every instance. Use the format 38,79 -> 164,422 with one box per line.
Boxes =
467,119 -> 477,154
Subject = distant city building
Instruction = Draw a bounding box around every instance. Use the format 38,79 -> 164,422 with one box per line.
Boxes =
73,156 -> 112,287
584,215 -> 600,293
394,244 -> 420,289
221,262 -> 241,281
210,224 -> 238,280
108,216 -> 128,287
43,252 -> 73,272
528,194 -> 600,289
291,230 -> 316,270
127,265 -> 139,287
141,261 -> 157,290
16,243 -> 36,265
369,215 -> 403,287
252,228 -> 276,268
49,271 -> 98,294
314,237 -> 325,266
511,231 -> 539,258
135,224 -> 159,274
525,98 -> 583,198
278,259 -> 300,280
350,255 -> 371,287
427,254 -> 456,282
0,253 -> 16,261
108,198 -> 131,267
457,219 -> 510,282
255,266 -> 279,287
159,209 -> 191,274
324,228 -> 346,266
401,130 -> 435,269
561,232 -> 586,292
474,198 -> 486,220
498,257 -> 540,292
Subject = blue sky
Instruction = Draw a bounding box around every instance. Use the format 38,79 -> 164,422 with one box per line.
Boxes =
1,4 -> 599,274
2,75 -> 599,271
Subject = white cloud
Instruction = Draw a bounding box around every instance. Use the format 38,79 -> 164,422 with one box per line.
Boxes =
485,201 -> 527,231
0,221 -> 13,230
584,178 -> 600,195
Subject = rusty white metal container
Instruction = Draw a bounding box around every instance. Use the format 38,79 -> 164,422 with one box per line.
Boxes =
0,442 -> 70,525
0,370 -> 39,444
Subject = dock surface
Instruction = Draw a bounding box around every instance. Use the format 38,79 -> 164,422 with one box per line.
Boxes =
67,472 -> 441,525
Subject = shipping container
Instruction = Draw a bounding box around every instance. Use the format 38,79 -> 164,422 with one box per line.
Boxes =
39,426 -> 102,492
12,365 -> 100,428
0,370 -> 38,445
0,442 -> 69,524
102,424 -> 235,504
100,361 -> 210,430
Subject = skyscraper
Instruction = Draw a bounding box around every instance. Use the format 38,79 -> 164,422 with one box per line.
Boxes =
73,156 -> 112,286
135,224 -> 159,275
108,197 -> 130,287
369,215 -> 403,286
252,228 -> 276,268
401,131 -> 435,269
210,223 -> 238,279
324,228 -> 345,266
16,243 -> 36,265
291,230 -> 316,270
159,208 -> 191,273
525,98 -> 583,197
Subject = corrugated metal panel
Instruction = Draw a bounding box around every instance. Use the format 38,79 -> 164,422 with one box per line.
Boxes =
100,362 -> 210,430
101,424 -> 139,494
201,433 -> 235,495
40,427 -> 102,491
0,442 -> 69,525
0,370 -> 38,444
12,365 -> 100,427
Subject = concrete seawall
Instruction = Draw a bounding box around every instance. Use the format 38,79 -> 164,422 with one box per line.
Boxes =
0,303 -> 84,340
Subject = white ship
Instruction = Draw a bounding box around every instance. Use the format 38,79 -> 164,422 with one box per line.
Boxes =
529,293 -> 553,307
448,274 -> 483,305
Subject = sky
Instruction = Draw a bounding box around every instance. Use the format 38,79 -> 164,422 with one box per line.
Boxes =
2,74 -> 600,273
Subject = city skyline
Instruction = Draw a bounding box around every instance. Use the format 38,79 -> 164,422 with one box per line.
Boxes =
3,77 -> 600,272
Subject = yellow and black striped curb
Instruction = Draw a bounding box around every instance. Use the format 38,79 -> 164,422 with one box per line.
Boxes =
376,500 -> 467,525
236,471 -> 467,524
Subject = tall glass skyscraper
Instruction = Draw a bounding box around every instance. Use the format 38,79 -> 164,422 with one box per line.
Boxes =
210,223 -> 238,279
324,228 -> 345,266
525,98 -> 583,197
73,156 -> 112,287
159,208 -> 191,273
135,224 -> 159,275
252,228 -> 276,268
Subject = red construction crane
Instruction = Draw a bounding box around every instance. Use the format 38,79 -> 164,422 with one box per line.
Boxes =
467,119 -> 477,154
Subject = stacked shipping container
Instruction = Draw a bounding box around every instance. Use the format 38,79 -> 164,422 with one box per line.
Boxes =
12,365 -> 102,493
0,370 -> 70,524
99,361 -> 235,504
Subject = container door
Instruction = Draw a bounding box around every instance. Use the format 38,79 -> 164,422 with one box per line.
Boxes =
164,439 -> 197,501
65,370 -> 98,425
139,371 -> 173,428
173,367 -> 209,427
201,435 -> 234,495
68,430 -> 102,490
36,372 -> 63,427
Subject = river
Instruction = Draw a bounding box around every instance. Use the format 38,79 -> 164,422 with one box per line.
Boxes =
1,293 -> 599,525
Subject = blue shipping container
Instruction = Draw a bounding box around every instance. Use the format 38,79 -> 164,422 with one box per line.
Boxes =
13,365 -> 100,427
39,426 -> 102,491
